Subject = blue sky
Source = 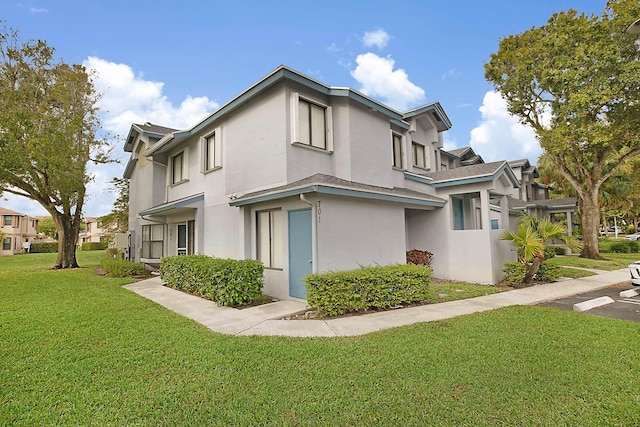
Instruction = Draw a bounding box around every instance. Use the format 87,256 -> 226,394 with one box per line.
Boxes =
3,0 -> 606,217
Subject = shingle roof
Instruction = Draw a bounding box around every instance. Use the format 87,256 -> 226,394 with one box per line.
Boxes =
133,122 -> 179,136
0,207 -> 26,216
424,161 -> 508,183
231,173 -> 446,206
446,147 -> 470,158
508,197 -> 577,210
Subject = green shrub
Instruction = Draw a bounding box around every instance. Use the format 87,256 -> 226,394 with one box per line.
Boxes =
29,242 -> 58,253
534,263 -> 561,282
304,264 -> 432,317
104,247 -> 122,258
551,246 -> 566,256
609,240 -> 639,253
503,262 -> 527,286
81,241 -> 108,251
406,249 -> 433,266
543,246 -> 556,260
159,255 -> 264,307
100,258 -> 146,277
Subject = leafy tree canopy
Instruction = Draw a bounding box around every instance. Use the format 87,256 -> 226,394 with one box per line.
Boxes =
485,0 -> 640,259
0,24 -> 110,268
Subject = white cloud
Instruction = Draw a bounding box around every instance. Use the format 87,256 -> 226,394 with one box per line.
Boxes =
362,29 -> 391,50
469,91 -> 542,163
84,57 -> 218,139
29,7 -> 48,13
350,53 -> 425,111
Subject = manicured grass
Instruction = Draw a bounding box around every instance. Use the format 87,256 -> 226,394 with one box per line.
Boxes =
558,266 -> 596,279
1,253 -> 639,425
546,253 -> 639,271
431,280 -> 500,302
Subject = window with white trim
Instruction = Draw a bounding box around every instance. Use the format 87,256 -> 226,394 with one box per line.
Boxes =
291,93 -> 332,151
4,215 -> 12,226
171,151 -> 185,184
392,133 -> 403,169
203,130 -> 221,171
142,224 -> 164,259
257,209 -> 283,269
412,142 -> 427,169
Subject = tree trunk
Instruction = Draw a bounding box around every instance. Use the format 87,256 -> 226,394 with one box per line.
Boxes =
579,190 -> 603,260
524,256 -> 543,285
53,214 -> 80,269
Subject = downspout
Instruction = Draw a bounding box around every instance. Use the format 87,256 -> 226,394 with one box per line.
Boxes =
299,193 -> 318,274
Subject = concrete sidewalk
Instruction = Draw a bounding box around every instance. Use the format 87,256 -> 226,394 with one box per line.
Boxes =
123,268 -> 631,337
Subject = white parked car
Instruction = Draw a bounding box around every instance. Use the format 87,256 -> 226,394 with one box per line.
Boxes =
624,232 -> 640,241
629,262 -> 640,286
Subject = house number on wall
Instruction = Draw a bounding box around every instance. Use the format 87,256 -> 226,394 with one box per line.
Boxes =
317,200 -> 321,223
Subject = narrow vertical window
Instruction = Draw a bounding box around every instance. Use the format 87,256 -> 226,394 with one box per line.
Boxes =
298,99 -> 326,149
171,152 -> 184,184
3,237 -> 11,250
4,215 -> 12,226
205,133 -> 216,170
412,142 -> 426,169
392,133 -> 403,168
257,209 -> 282,269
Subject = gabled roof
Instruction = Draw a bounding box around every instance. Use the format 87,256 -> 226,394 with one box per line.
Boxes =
143,65 -> 451,157
508,196 -> 577,211
0,207 -> 26,216
442,146 -> 484,165
446,147 -> 472,158
229,173 -> 446,208
424,160 -> 520,188
124,122 -> 178,152
402,102 -> 452,131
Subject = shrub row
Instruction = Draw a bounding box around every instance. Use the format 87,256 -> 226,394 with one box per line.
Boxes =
305,264 -> 433,317
544,246 -> 566,259
503,262 -> 561,286
406,249 -> 433,266
81,241 -> 108,251
607,240 -> 639,253
159,255 -> 264,307
29,242 -> 58,253
100,258 -> 146,277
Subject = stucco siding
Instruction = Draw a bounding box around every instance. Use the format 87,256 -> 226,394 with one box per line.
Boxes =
315,196 -> 406,272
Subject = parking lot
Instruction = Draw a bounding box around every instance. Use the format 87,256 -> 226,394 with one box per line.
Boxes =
539,282 -> 640,323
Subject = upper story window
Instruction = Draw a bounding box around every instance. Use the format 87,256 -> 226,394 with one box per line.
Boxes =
3,215 -> 12,226
291,93 -> 333,152
203,130 -> 222,172
412,142 -> 427,169
171,151 -> 185,184
392,133 -> 403,169
299,99 -> 326,149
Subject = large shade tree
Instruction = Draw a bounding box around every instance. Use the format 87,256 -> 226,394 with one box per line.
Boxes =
0,25 -> 109,268
485,0 -> 640,259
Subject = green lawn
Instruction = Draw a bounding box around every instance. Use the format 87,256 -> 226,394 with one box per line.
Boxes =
547,252 -> 640,271
1,252 -> 639,426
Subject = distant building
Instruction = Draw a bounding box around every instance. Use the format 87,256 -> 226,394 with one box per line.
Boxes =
0,207 -> 39,256
78,217 -> 108,244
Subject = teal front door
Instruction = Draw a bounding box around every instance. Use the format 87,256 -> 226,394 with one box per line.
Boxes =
288,209 -> 312,299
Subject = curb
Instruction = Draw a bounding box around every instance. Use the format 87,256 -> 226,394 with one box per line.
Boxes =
573,296 -> 615,312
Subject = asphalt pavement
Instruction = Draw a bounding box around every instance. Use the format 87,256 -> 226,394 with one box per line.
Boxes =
539,282 -> 640,323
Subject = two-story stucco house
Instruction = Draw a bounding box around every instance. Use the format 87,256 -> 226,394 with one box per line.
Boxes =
78,217 -> 108,244
0,207 -> 39,256
123,65 -> 575,300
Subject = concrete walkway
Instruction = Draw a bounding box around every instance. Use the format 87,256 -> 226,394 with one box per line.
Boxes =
123,268 -> 631,337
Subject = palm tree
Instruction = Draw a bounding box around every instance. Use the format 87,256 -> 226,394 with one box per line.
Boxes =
501,214 -> 581,285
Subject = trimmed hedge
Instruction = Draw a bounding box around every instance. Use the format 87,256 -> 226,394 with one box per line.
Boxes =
305,264 -> 433,317
159,255 -> 264,307
503,262 -> 527,286
29,242 -> 58,253
534,263 -> 561,282
81,241 -> 108,251
100,258 -> 146,277
104,247 -> 122,258
609,240 -> 640,253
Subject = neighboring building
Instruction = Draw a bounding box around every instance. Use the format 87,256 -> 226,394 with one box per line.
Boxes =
0,207 -> 39,255
123,65 -> 576,300
78,217 -> 108,244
